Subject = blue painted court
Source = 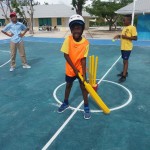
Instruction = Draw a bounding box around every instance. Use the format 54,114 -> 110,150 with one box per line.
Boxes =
0,37 -> 150,150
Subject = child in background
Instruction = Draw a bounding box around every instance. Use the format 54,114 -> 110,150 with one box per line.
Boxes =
114,15 -> 137,83
1,12 -> 31,72
58,14 -> 91,119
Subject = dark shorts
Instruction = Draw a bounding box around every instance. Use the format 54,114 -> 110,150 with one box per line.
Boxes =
65,75 -> 81,84
121,50 -> 131,60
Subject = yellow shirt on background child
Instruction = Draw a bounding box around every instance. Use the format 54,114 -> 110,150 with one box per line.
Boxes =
121,25 -> 137,51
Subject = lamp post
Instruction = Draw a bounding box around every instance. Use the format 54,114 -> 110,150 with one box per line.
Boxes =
131,0 -> 136,26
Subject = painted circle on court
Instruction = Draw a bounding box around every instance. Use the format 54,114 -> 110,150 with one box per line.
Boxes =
53,79 -> 132,113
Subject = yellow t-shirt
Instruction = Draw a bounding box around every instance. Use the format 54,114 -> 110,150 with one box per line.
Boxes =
61,35 -> 89,77
121,25 -> 137,51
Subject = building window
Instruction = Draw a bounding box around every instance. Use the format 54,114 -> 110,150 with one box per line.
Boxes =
57,18 -> 62,26
39,18 -> 52,26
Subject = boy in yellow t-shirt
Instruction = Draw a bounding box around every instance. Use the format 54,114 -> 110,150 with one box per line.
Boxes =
58,14 -> 91,119
114,15 -> 137,83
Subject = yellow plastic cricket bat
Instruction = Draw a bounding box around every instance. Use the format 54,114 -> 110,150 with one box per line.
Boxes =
78,73 -> 110,114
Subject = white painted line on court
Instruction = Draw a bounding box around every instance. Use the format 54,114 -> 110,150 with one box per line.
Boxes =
53,82 -> 66,105
0,50 -> 10,68
41,101 -> 84,150
42,55 -> 121,150
0,50 -> 10,53
103,80 -> 132,111
0,60 -> 11,68
97,56 -> 121,84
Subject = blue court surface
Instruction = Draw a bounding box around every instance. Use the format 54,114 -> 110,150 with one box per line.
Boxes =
0,37 -> 150,150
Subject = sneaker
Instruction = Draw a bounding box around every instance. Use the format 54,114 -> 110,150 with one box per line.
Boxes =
117,72 -> 128,77
58,102 -> 69,113
118,76 -> 126,83
10,67 -> 15,72
23,64 -> 31,69
84,107 -> 91,120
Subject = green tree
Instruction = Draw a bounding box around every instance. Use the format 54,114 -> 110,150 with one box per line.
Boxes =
86,0 -> 133,30
44,2 -> 49,5
72,0 -> 87,16
119,0 -> 133,5
0,0 -> 13,21
11,0 -> 28,25
11,0 -> 40,34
